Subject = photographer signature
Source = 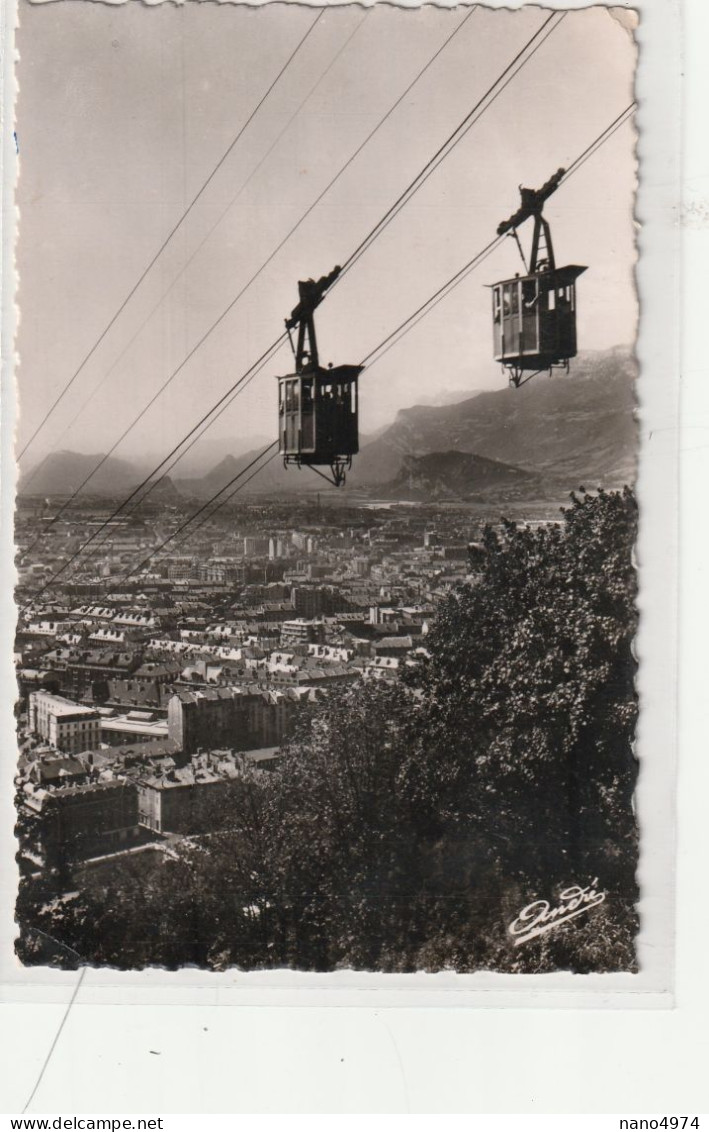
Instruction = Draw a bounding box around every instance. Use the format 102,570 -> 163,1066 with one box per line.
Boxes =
508,879 -> 606,946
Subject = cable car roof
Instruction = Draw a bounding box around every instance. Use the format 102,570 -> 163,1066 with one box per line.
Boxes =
275,363 -> 363,381
488,264 -> 588,288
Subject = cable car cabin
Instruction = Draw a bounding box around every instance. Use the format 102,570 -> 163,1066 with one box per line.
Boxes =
277,266 -> 362,487
491,170 -> 588,387
491,265 -> 586,386
277,364 -> 362,486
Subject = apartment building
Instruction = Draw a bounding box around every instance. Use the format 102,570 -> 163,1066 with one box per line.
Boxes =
29,690 -> 101,755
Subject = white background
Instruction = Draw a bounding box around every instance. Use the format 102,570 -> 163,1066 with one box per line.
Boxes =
1,0 -> 707,1114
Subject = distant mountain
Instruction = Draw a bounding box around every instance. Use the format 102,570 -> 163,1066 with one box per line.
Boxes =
19,451 -> 142,497
177,449 -> 324,500
170,434 -> 273,478
21,347 -> 636,504
349,347 -> 637,492
400,387 -> 482,412
143,475 -> 182,503
382,450 -> 539,502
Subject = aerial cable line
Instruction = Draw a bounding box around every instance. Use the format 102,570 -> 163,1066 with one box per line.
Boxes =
557,102 -> 637,182
164,448 -> 281,558
24,99 -> 635,609
32,442 -> 278,607
22,334 -> 288,579
127,449 -> 282,582
24,11 -> 567,601
108,339 -> 282,511
17,9 -> 324,466
23,6 -> 478,553
117,442 -> 280,585
360,103 -> 637,372
330,10 -> 565,292
29,5 -> 477,520
360,236 -> 505,370
117,100 -> 638,583
53,336 -> 287,566
23,9 -> 372,495
22,11 -> 560,604
131,8 -> 561,498
120,7 -> 566,515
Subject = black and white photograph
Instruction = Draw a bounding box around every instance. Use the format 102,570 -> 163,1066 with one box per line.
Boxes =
11,1 -> 641,976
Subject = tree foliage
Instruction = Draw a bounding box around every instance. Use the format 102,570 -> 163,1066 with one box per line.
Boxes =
17,489 -> 639,973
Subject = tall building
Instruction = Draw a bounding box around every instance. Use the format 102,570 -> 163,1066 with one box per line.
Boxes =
24,780 -> 139,859
167,686 -> 307,755
243,536 -> 270,557
166,557 -> 195,581
291,585 -> 351,618
281,618 -> 325,645
29,691 -> 101,755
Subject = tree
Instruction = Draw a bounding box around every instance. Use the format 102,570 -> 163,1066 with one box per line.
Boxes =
17,490 -> 639,973
409,487 -> 639,896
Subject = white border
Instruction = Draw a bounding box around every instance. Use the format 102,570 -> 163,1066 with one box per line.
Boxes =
0,0 -> 680,1015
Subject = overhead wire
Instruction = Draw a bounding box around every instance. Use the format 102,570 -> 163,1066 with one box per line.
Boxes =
150,8 -> 564,504
126,8 -> 565,519
17,9 -> 324,466
23,10 -> 572,602
25,5 -> 479,524
131,449 -> 282,581
125,7 -> 564,518
360,236 -> 505,370
329,10 -> 565,292
21,6 -> 480,569
54,335 -> 286,568
23,8 -> 372,496
117,442 -> 280,585
22,334 -> 288,570
117,104 -> 637,582
558,102 -> 637,181
59,101 -> 637,593
359,102 -> 637,372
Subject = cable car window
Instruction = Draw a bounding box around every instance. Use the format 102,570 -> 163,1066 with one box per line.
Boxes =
302,378 -> 313,410
493,287 -> 501,323
522,279 -> 537,308
292,382 -> 300,411
502,285 -> 512,316
547,289 -> 556,311
509,283 -> 520,316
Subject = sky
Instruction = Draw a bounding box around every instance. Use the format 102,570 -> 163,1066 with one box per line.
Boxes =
14,1 -> 637,474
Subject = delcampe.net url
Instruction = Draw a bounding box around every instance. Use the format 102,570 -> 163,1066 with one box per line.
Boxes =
9,1121 -> 163,1130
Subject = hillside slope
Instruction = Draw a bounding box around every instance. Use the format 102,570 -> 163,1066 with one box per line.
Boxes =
381,450 -> 540,502
19,451 -> 141,496
351,347 -> 637,490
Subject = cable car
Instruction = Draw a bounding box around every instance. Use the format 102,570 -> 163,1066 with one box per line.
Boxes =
490,169 -> 587,387
277,266 -> 362,488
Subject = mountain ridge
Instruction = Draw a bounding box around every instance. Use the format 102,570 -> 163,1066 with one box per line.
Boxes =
380,449 -> 540,502
19,347 -> 636,502
347,346 -> 637,491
